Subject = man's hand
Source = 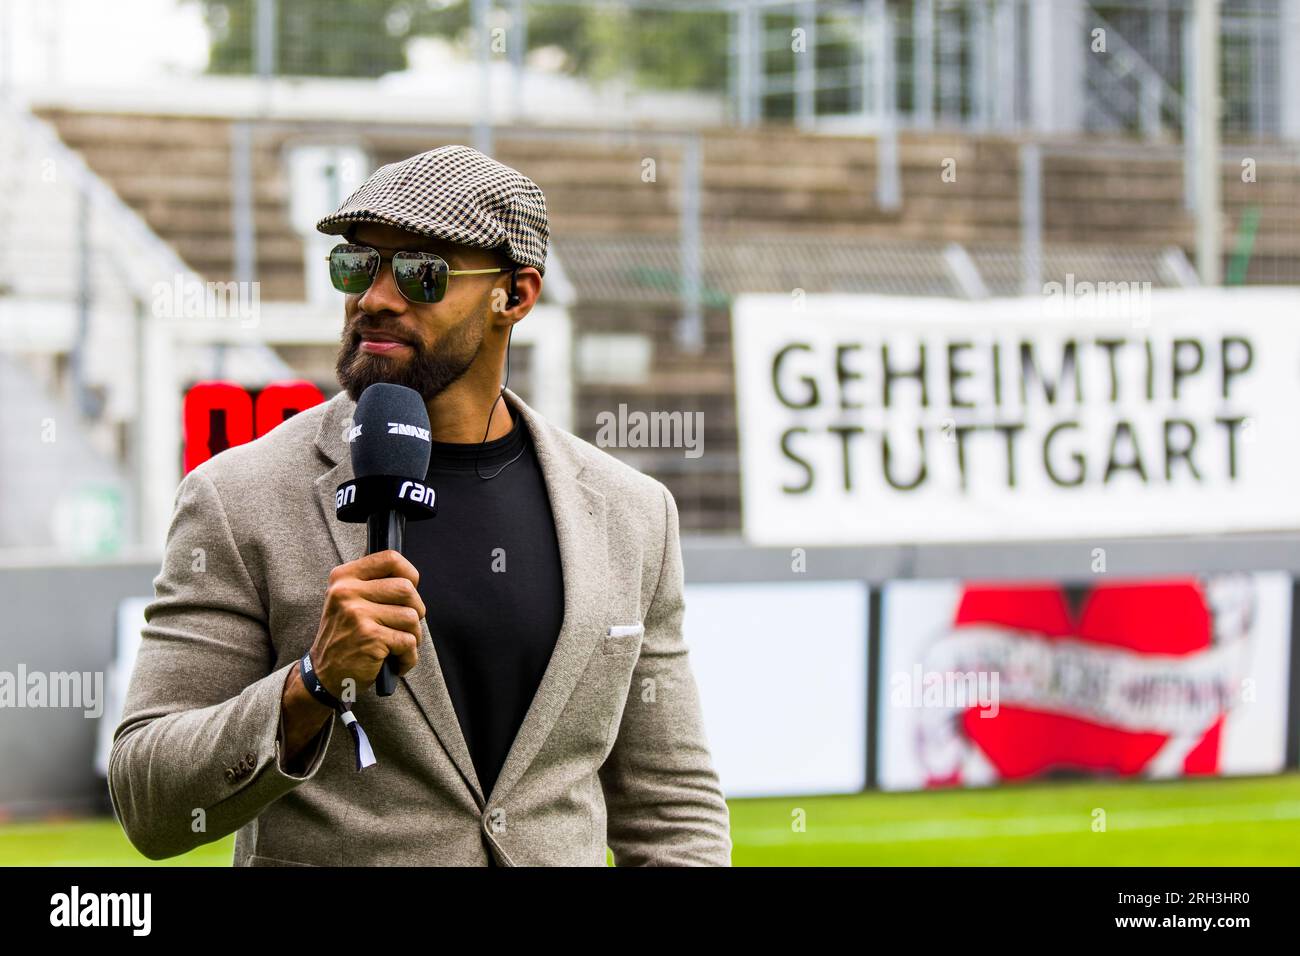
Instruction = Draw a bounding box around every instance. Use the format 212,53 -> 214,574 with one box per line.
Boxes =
311,549 -> 426,696
278,550 -> 426,769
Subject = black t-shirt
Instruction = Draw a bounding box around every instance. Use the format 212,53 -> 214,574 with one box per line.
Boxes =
402,411 -> 565,806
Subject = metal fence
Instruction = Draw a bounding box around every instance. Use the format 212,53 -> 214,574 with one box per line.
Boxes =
0,0 -> 1298,547
150,0 -> 1297,140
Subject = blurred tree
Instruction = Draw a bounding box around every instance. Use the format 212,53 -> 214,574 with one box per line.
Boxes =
195,0 -> 730,91
197,0 -> 416,77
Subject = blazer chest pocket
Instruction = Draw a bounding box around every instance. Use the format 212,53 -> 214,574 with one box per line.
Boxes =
603,622 -> 644,655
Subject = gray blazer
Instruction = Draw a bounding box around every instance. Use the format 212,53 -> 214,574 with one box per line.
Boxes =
109,387 -> 731,866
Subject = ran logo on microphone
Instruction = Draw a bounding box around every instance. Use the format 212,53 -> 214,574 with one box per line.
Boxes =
50,886 -> 151,936
399,480 -> 435,505
388,422 -> 431,441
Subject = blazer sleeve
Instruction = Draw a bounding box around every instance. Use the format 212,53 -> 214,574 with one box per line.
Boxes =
108,467 -> 335,860
598,483 -> 732,866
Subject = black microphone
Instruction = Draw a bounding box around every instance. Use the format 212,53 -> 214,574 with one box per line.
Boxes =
334,383 -> 438,697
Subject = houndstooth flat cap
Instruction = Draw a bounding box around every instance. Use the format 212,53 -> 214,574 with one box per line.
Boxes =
316,144 -> 549,276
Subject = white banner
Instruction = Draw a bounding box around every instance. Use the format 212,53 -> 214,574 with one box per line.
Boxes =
732,288 -> 1300,544
685,580 -> 868,798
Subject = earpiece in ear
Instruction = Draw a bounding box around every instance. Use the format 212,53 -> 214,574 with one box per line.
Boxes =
506,266 -> 521,308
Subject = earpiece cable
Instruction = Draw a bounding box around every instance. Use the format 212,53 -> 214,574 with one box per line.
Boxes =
475,276 -> 525,480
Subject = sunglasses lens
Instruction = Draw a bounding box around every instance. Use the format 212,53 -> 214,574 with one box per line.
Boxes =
393,252 -> 448,304
329,245 -> 378,294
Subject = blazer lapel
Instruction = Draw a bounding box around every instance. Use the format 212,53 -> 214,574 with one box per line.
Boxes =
313,391 -> 485,804
486,387 -> 609,807
310,387 -> 611,811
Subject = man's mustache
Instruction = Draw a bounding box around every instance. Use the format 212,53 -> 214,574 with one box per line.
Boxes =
346,321 -> 421,350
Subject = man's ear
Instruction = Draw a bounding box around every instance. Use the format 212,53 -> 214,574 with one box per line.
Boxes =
490,266 -> 537,317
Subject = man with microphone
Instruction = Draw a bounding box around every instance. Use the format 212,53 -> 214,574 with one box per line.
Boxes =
109,145 -> 731,866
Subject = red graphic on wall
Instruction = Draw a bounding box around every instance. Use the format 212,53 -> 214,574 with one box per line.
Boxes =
917,577 -> 1255,787
183,380 -> 325,473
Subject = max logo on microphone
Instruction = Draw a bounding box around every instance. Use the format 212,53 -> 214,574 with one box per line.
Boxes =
388,422 -> 431,440
344,422 -> 429,442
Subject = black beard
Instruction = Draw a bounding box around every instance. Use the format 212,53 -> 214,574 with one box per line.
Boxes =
335,317 -> 479,404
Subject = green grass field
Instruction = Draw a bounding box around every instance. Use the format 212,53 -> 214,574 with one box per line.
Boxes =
3,774 -> 1299,866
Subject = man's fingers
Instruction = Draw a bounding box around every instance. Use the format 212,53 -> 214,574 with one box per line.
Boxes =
371,624 -> 419,676
391,640 -> 419,677
352,577 -> 426,619
362,600 -> 425,638
344,549 -> 420,585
